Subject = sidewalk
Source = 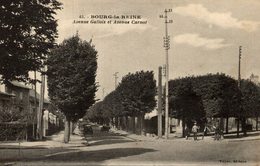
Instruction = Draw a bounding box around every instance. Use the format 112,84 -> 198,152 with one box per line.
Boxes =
0,130 -> 87,149
1,128 -> 259,150
111,128 -> 260,142
110,128 -> 160,142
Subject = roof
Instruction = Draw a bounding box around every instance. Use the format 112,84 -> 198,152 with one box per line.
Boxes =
0,91 -> 15,97
9,81 -> 31,90
29,89 -> 50,104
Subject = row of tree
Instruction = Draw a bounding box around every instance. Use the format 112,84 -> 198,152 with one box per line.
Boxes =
85,71 -> 157,134
86,73 -> 260,137
168,73 -> 260,136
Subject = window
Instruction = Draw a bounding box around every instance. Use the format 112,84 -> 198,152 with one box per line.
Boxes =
19,92 -> 23,100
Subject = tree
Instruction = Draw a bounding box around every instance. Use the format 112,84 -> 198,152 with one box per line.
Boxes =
102,90 -> 126,128
47,35 -> 97,143
0,0 -> 62,84
169,77 -> 205,137
84,102 -> 104,125
117,71 -> 156,134
168,74 -> 241,136
240,79 -> 260,135
83,71 -> 156,134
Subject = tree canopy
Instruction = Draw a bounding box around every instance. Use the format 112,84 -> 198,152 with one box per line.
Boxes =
84,70 -> 157,123
47,35 -> 98,122
0,0 -> 62,84
240,79 -> 260,118
118,71 -> 157,116
168,74 -> 241,122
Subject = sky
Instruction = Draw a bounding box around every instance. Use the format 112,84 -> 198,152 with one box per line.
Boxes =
52,0 -> 260,100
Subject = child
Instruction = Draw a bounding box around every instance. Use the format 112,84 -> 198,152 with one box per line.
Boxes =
192,123 -> 199,141
184,126 -> 190,140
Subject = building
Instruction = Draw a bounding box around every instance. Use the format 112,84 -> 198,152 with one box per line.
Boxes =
0,91 -> 14,110
0,91 -> 15,122
5,81 -> 31,116
0,80 -> 63,140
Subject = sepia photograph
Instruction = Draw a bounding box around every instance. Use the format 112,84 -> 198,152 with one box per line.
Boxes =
0,0 -> 259,165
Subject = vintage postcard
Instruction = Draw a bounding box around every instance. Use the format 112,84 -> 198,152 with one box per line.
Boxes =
0,0 -> 259,165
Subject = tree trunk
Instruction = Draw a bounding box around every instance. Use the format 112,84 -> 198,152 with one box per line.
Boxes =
125,116 -> 128,132
182,118 -> 185,138
220,117 -> 224,132
117,117 -> 120,130
236,118 -> 240,138
70,121 -> 73,135
136,115 -> 141,135
225,116 -> 229,134
137,114 -> 145,135
32,121 -> 35,139
119,117 -> 123,130
64,117 -> 71,143
140,114 -> 145,135
112,117 -> 115,128
25,122 -> 28,141
108,118 -> 112,127
115,117 -> 119,129
242,117 -> 247,136
132,116 -> 136,133
256,116 -> 258,131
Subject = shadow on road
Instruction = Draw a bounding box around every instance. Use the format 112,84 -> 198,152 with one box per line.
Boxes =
84,129 -> 135,146
0,147 -> 78,163
0,147 -> 156,163
89,139 -> 134,146
224,132 -> 260,140
86,133 -> 135,146
42,147 -> 156,162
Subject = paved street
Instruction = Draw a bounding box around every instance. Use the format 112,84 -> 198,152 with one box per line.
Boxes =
0,125 -> 259,165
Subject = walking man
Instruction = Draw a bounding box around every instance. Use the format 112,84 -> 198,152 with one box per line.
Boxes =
202,124 -> 210,140
192,122 -> 199,141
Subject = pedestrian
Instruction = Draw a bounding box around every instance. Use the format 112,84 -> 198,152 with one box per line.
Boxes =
220,128 -> 224,140
184,126 -> 190,140
192,122 -> 199,141
202,124 -> 209,140
213,123 -> 220,140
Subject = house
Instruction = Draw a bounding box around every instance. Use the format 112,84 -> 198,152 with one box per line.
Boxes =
5,81 -> 31,114
0,91 -> 15,123
0,81 -> 62,140
29,89 -> 50,112
0,91 -> 14,111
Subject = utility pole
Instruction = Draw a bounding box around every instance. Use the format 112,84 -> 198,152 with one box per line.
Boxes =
33,71 -> 37,139
160,9 -> 172,139
158,66 -> 163,138
238,46 -> 242,88
113,72 -> 119,90
237,46 -> 242,138
37,66 -> 45,140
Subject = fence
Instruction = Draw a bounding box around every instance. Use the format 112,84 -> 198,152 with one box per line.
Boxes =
0,122 -> 27,141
